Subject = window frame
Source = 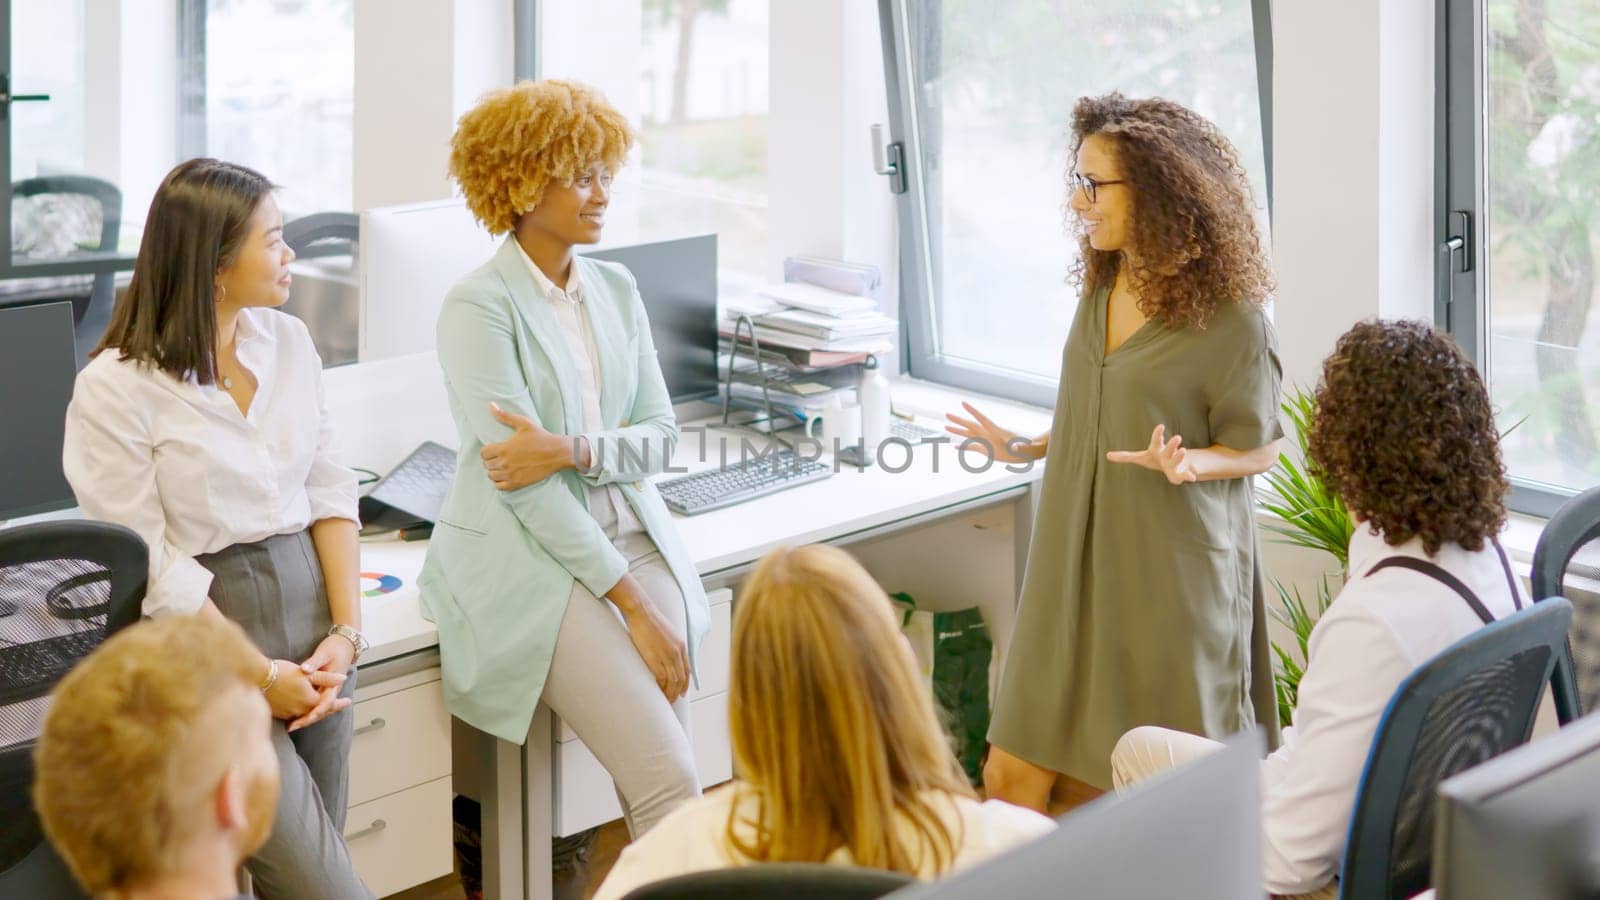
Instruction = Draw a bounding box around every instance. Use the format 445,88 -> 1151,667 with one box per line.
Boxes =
0,0 -> 136,280
514,0 -> 538,81
875,0 -> 1275,405
1436,0 -> 1575,517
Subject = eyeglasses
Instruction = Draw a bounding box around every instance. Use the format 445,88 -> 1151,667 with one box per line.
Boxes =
1071,173 -> 1128,204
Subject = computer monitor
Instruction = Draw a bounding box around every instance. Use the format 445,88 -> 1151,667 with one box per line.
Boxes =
582,235 -> 719,404
888,731 -> 1264,899
0,300 -> 79,520
358,199 -> 501,362
1434,711 -> 1600,899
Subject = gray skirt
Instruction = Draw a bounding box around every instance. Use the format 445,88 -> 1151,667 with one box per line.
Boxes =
196,529 -> 368,899
199,529 -> 336,663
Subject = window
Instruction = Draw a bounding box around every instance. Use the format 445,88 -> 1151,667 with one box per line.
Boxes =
1439,0 -> 1600,512
2,0 -> 353,279
878,0 -> 1273,405
533,0 -> 771,297
186,0 -> 355,218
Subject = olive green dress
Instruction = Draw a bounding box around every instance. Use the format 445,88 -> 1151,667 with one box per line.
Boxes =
990,287 -> 1284,789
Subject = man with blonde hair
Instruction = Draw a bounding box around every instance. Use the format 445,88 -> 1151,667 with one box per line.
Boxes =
34,615 -> 280,899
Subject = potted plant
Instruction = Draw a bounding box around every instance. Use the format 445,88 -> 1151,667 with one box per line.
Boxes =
1257,388 -> 1351,725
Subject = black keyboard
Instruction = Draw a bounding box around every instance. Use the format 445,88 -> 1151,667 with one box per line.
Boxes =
657,448 -> 833,515
360,441 -> 458,526
0,629 -> 102,707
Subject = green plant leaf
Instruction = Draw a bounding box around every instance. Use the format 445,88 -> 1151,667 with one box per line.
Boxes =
1261,387 -> 1346,728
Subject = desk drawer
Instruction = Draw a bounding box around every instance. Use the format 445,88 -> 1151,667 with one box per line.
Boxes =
689,596 -> 733,702
344,775 -> 452,898
690,691 -> 732,788
553,690 -> 731,837
347,678 -> 451,807
556,588 -> 732,743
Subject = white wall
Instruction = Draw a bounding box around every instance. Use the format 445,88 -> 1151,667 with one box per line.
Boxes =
1377,0 -> 1438,324
1272,0 -> 1436,392
768,0 -> 899,337
353,0 -> 514,211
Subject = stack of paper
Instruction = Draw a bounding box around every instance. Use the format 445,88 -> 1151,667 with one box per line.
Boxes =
756,281 -> 880,317
718,259 -> 895,356
715,257 -> 893,427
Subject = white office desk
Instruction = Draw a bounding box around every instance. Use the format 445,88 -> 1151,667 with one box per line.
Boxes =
330,355 -> 1052,898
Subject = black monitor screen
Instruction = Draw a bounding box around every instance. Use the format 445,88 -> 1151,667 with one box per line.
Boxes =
1,301 -> 78,519
582,235 -> 718,404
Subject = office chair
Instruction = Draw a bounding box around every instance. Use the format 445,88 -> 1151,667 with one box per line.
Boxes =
1531,485 -> 1600,722
619,863 -> 916,899
0,521 -> 145,898
0,740 -> 86,898
280,211 -> 360,366
0,521 -> 148,746
283,211 -> 358,259
9,175 -> 123,368
1339,598 -> 1573,900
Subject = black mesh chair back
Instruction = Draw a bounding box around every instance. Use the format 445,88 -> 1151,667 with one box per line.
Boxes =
283,211 -> 358,259
0,521 -> 146,749
1531,484 -> 1600,722
620,863 -> 916,899
0,740 -> 86,897
0,521 -> 142,898
1339,598 -> 1573,899
10,175 -> 123,368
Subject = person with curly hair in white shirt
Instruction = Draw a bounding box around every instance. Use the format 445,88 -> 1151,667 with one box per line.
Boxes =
1110,319 -> 1525,900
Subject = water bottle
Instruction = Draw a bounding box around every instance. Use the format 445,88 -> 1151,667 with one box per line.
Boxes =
858,354 -> 891,463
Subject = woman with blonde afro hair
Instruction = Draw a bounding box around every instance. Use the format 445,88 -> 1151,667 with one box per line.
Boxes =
449,78 -> 635,235
421,79 -> 712,893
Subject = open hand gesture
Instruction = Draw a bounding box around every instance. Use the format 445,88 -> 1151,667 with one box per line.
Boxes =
1106,424 -> 1198,485
945,402 -> 1033,464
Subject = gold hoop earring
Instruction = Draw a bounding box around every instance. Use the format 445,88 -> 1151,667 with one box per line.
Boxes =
216,284 -> 227,304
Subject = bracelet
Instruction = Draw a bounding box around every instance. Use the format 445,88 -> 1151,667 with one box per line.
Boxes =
259,658 -> 279,693
328,624 -> 368,662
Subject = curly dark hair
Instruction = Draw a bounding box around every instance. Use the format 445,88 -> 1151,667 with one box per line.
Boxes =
1307,320 -> 1508,555
1068,93 -> 1274,329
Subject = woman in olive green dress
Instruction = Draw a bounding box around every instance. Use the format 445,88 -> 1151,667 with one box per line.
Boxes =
947,93 -> 1283,808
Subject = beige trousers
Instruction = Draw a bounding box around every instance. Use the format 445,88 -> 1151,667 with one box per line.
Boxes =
535,484 -> 699,839
1110,726 -> 1338,900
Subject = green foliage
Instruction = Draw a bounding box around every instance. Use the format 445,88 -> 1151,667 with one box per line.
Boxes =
1268,576 -> 1336,727
1258,388 -> 1353,568
1257,387 -> 1346,725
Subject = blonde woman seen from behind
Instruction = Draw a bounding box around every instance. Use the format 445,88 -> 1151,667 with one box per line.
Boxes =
593,545 -> 1055,899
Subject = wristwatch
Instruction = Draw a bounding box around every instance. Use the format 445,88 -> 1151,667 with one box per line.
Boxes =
328,624 -> 370,662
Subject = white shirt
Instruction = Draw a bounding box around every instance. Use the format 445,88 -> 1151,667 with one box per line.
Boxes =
592,784 -> 1056,900
1259,524 -> 1524,895
61,308 -> 359,616
514,244 -> 641,536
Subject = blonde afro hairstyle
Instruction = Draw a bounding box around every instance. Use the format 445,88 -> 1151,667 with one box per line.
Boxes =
449,79 -> 635,235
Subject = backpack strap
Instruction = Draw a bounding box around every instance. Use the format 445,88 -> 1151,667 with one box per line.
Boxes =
1365,556 -> 1495,625
1491,538 -> 1524,612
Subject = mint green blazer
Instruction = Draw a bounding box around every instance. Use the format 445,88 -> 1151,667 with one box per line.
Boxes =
418,237 -> 710,744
